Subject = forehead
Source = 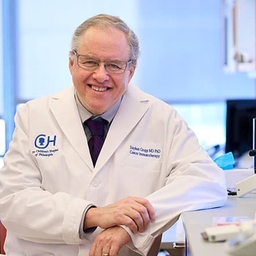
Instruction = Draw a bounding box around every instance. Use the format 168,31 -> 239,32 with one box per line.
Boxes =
77,27 -> 131,60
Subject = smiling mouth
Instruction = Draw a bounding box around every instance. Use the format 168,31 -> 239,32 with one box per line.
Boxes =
90,85 -> 109,92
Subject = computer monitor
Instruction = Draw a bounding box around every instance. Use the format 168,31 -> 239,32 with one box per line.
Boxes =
225,99 -> 256,160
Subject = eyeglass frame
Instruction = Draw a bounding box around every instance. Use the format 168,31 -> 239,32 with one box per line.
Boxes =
72,50 -> 133,74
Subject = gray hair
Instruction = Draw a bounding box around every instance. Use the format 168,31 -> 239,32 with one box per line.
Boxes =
71,14 -> 140,61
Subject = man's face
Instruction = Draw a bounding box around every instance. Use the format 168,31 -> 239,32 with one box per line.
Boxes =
69,26 -> 136,115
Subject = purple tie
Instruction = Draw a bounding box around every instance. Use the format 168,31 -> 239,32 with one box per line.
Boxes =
85,117 -> 108,166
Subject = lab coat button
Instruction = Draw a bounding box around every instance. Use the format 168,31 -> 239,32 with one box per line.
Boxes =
92,179 -> 101,187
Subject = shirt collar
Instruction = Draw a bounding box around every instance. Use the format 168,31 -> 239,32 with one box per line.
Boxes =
74,91 -> 122,123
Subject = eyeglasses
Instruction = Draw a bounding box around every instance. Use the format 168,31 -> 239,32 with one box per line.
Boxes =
72,50 -> 133,74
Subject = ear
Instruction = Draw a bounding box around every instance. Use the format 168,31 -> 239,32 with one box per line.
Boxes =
69,51 -> 75,71
128,62 -> 137,80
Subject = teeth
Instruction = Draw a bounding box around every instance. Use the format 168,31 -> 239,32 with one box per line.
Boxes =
91,85 -> 107,92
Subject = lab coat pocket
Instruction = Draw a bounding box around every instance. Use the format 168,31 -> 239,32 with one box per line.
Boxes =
118,165 -> 162,197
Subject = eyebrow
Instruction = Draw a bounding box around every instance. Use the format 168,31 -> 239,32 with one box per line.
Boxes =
79,54 -> 125,63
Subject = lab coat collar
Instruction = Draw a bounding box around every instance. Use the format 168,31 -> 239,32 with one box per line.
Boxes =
49,86 -> 94,169
95,84 -> 150,171
49,85 -> 150,172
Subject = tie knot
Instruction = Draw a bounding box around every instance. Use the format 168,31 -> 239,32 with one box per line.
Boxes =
85,117 -> 108,137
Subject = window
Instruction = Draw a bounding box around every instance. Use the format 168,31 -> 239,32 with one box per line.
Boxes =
173,102 -> 226,150
0,0 -> 5,156
1,0 -> 255,157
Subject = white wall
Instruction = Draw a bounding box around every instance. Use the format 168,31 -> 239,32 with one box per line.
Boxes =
17,0 -> 139,99
16,0 -> 255,102
135,1 -> 255,102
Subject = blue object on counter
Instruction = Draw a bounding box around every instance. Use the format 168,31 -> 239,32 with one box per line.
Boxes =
214,152 -> 235,170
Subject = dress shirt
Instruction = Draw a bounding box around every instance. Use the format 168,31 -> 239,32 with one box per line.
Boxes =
74,91 -> 122,237
74,91 -> 122,141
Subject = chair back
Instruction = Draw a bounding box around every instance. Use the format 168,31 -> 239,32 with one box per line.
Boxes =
0,222 -> 6,254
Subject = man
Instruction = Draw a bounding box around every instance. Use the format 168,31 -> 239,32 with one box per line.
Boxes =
0,14 -> 227,256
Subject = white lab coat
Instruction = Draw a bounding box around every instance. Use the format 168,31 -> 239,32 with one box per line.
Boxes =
0,84 -> 227,255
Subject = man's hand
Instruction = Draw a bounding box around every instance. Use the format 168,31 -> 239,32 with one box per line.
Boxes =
84,196 -> 155,233
89,226 -> 131,256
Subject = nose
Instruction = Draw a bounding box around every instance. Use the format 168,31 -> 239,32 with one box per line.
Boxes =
92,63 -> 109,83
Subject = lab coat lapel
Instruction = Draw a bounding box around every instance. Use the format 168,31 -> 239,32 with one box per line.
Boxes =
96,85 -> 150,170
49,87 -> 93,169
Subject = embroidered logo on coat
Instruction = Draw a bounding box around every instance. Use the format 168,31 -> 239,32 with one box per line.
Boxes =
31,134 -> 59,157
34,134 -> 56,149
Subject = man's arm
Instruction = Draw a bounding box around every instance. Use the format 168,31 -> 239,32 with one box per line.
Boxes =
83,196 -> 155,234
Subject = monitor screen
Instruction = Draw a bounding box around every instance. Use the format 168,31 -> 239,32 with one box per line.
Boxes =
225,99 -> 256,160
